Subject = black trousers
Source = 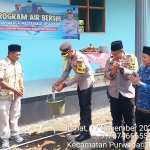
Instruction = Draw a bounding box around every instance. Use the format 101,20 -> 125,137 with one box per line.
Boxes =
110,93 -> 134,137
135,110 -> 150,150
77,85 -> 93,128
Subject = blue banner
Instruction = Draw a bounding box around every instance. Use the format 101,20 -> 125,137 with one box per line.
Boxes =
0,0 -> 79,40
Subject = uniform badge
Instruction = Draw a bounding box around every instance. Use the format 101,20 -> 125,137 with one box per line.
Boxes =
27,4 -> 32,12
15,4 -> 21,11
76,58 -> 85,74
37,5 -> 42,12
130,55 -> 136,70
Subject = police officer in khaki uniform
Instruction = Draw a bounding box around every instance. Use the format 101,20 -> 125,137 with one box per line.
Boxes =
52,42 -> 95,142
62,9 -> 79,35
0,45 -> 24,148
104,40 -> 138,149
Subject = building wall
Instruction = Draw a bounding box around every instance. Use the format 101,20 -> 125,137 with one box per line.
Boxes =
19,87 -> 108,125
0,0 -> 147,82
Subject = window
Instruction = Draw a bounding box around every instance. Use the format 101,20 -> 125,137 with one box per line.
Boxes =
70,0 -> 106,33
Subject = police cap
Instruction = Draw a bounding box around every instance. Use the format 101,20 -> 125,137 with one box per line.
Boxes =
111,40 -> 123,51
60,42 -> 72,52
8,44 -> 21,52
60,42 -> 72,56
67,9 -> 73,14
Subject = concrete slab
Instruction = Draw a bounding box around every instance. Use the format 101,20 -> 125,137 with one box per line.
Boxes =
65,124 -> 117,150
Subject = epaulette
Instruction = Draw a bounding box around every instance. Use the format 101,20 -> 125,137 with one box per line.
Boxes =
129,55 -> 136,70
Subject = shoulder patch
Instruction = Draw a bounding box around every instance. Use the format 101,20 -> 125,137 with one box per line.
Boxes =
76,58 -> 85,74
129,55 -> 136,70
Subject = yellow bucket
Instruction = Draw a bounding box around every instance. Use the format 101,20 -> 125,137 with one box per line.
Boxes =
46,95 -> 66,115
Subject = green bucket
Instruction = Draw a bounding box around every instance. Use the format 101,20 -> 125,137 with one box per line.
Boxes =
46,95 -> 66,115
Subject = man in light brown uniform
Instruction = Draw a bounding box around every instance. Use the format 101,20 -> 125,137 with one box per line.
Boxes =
0,45 -> 24,148
52,42 -> 95,142
104,40 -> 138,149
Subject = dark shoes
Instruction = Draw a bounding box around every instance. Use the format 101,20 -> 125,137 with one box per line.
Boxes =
134,138 -> 145,150
134,140 -> 145,150
75,131 -> 91,142
71,125 -> 88,135
134,148 -> 145,150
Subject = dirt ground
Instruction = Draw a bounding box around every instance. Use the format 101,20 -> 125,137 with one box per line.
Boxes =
1,107 -> 150,150
0,107 -> 111,150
